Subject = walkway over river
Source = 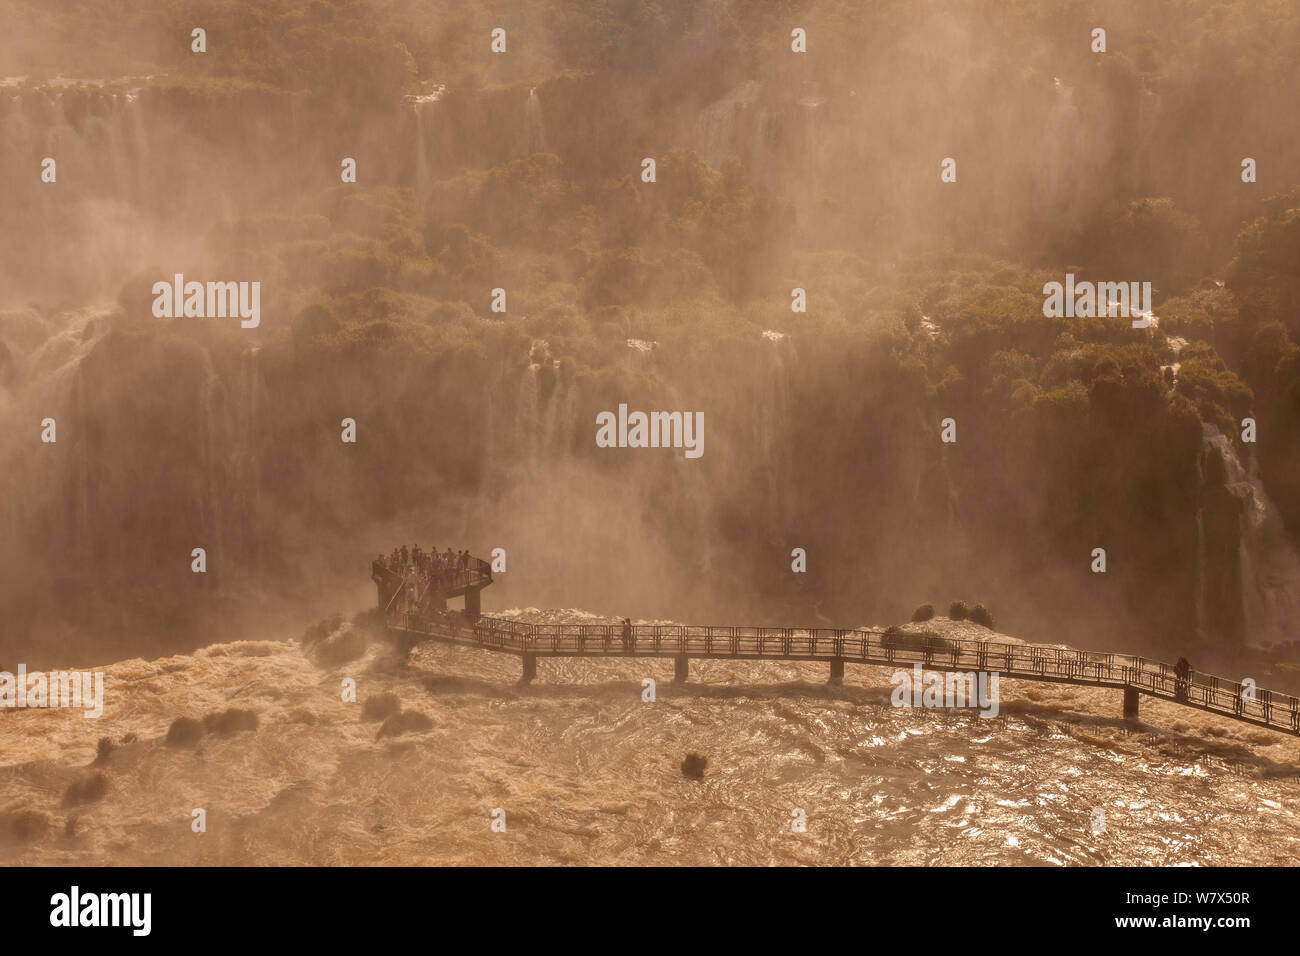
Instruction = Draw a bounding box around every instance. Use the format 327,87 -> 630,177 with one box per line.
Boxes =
372,553 -> 1300,739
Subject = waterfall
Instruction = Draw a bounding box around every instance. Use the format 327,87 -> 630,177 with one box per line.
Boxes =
1135,86 -> 1162,189
407,85 -> 448,201
1195,448 -> 1208,640
756,333 -> 796,511
240,347 -> 263,576
1043,78 -> 1080,218
200,349 -> 226,570
797,83 -> 827,200
525,88 -> 548,154
1199,425 -> 1300,648
413,99 -> 433,202
123,91 -> 150,204
695,80 -> 763,169
72,362 -> 90,558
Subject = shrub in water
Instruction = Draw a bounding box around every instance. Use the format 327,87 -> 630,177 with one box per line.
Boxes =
680,753 -> 708,780
166,716 -> 204,747
313,626 -> 368,667
910,602 -> 935,622
203,708 -> 258,735
377,710 -> 433,738
63,773 -> 108,806
300,613 -> 345,647
0,810 -> 49,844
881,629 -> 954,654
363,692 -> 401,721
949,600 -> 969,621
970,604 -> 996,629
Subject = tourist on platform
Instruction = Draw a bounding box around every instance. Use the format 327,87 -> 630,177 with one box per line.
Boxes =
1174,656 -> 1191,701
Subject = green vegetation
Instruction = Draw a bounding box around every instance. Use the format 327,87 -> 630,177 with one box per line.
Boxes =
4,0 -> 1300,661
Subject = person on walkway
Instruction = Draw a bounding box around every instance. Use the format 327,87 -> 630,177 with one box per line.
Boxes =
621,617 -> 633,651
1174,656 -> 1191,701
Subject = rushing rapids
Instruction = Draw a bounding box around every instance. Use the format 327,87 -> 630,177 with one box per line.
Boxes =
0,609 -> 1298,865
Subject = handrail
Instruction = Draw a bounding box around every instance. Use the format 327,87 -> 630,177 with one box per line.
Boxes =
376,552 -> 1300,737
390,610 -> 1300,736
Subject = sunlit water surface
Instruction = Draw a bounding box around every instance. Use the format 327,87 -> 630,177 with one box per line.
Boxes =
2,609 -> 1298,866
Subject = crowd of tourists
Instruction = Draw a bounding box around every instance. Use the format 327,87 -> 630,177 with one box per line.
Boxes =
375,544 -> 476,606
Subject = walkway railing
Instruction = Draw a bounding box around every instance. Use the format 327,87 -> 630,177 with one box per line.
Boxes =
389,608 -> 1300,737
373,556 -> 493,612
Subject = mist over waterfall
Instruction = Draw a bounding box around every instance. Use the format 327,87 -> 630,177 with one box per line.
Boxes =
7,0 -> 1300,879
0,1 -> 1297,679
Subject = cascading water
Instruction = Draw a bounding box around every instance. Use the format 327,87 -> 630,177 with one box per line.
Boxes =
696,80 -> 763,169
755,332 -> 795,511
1195,444 -> 1209,641
1043,78 -> 1080,219
1135,86 -> 1161,189
410,90 -> 443,202
797,83 -> 827,200
525,88 -> 548,155
200,350 -> 227,569
1199,425 -> 1300,648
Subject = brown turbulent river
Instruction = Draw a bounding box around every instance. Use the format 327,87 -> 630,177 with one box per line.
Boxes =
2,609 -> 1298,866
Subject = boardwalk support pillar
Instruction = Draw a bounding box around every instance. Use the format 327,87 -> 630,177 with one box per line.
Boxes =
1123,686 -> 1139,718
521,653 -> 537,684
465,587 -> 481,620
829,659 -> 844,686
674,655 -> 689,684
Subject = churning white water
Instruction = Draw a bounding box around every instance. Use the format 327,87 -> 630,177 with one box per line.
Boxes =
1,610 -> 1298,865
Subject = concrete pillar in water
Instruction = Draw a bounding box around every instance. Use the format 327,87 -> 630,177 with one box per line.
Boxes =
674,655 -> 689,684
521,653 -> 537,684
1123,686 -> 1139,718
465,587 -> 481,619
829,659 -> 845,685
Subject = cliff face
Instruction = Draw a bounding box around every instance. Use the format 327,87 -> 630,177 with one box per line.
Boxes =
3,4 -> 1300,666
2,300 -> 1289,668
